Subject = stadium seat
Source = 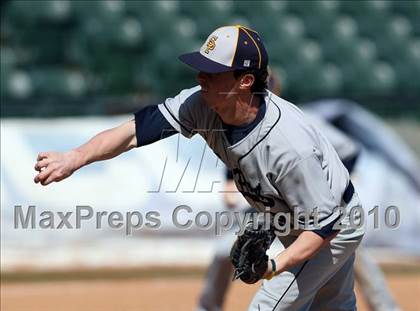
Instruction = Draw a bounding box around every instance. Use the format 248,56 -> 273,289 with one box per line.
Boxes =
1,47 -> 17,70
393,1 -> 420,35
75,16 -> 144,58
327,37 -> 377,72
0,14 -> 14,41
169,17 -> 199,45
153,32 -> 200,63
105,18 -> 144,48
15,28 -> 67,65
317,63 -> 343,95
72,0 -> 124,22
8,0 -> 72,24
30,69 -> 88,97
396,40 -> 420,92
375,15 -> 413,62
292,62 -> 343,98
288,0 -> 339,17
73,2 -> 143,50
322,15 -> 359,61
234,1 -> 264,16
4,70 -> 33,99
133,49 -> 196,95
340,0 -> 391,17
126,1 -> 182,42
126,0 -> 179,16
281,39 -> 324,97
342,0 -> 392,37
235,1 -> 288,19
340,39 -> 377,93
292,39 -> 323,68
392,0 -> 420,18
262,1 -> 289,15
1,0 -> 419,113
368,62 -> 397,95
267,15 -> 305,62
180,1 -> 233,18
406,40 -> 420,67
132,55 -> 161,92
246,2 -> 289,36
286,63 -> 321,97
180,0 -> 233,36
346,61 -> 397,96
290,0 -> 340,38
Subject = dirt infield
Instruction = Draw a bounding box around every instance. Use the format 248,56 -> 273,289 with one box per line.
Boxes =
1,272 -> 419,311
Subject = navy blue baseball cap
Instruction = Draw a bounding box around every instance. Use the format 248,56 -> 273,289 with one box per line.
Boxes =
179,25 -> 268,74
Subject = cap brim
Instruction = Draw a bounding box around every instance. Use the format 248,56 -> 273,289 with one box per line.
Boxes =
179,52 -> 233,74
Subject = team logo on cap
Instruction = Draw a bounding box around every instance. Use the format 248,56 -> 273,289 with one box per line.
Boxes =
204,35 -> 218,54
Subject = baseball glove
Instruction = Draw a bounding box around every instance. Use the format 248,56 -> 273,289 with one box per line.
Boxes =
230,219 -> 275,284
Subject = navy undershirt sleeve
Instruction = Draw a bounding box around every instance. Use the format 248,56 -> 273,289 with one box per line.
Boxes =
311,216 -> 340,239
134,105 -> 178,147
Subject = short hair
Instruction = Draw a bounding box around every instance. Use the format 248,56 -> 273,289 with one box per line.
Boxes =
233,67 -> 268,95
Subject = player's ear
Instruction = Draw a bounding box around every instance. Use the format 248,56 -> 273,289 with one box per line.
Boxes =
239,73 -> 255,91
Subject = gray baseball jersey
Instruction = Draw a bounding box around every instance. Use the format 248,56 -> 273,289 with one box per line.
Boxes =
159,86 -> 350,231
158,86 -> 364,310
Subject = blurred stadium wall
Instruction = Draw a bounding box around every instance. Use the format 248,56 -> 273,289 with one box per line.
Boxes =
1,0 -> 419,118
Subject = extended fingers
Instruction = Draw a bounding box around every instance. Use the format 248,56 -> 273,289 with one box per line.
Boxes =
34,166 -> 54,185
34,158 -> 50,172
35,152 -> 56,185
43,168 -> 69,185
34,151 -> 72,185
42,172 -> 60,186
37,152 -> 52,161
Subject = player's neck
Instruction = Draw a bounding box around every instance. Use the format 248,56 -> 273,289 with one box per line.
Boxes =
219,94 -> 261,126
218,94 -> 260,126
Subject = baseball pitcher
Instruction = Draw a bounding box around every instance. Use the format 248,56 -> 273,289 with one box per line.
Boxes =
34,26 -> 364,310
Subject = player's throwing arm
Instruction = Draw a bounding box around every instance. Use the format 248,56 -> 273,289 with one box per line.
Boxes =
34,120 -> 137,185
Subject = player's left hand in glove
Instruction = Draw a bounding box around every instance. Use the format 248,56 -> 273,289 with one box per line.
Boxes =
230,219 -> 274,284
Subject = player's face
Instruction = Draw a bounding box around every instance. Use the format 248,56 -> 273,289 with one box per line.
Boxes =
197,71 -> 240,113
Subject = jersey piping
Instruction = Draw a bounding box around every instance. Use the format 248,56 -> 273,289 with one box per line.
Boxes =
162,100 -> 194,136
237,98 -> 282,163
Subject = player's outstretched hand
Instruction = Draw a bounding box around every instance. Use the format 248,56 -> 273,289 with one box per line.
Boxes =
34,151 -> 80,186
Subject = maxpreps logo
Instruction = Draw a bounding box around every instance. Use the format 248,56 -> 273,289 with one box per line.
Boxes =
204,35 -> 218,54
